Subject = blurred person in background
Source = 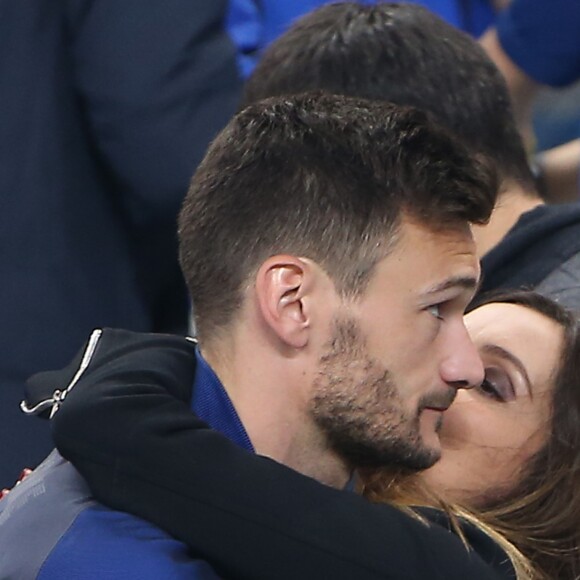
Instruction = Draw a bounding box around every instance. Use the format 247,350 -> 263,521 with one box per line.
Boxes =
0,0 -> 240,486
481,0 -> 580,202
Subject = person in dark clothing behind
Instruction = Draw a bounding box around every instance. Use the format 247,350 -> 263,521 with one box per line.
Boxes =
0,0 -> 241,486
238,3 -> 580,309
0,93 -> 505,579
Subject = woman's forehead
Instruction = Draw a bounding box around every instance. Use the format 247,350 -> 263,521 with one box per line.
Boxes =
465,302 -> 556,333
465,302 -> 564,390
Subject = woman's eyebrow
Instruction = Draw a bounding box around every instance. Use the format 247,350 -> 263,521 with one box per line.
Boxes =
481,344 -> 533,398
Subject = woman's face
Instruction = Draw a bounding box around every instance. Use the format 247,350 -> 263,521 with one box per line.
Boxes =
422,302 -> 563,506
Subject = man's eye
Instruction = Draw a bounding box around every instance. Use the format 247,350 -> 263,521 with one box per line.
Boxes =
427,304 -> 443,320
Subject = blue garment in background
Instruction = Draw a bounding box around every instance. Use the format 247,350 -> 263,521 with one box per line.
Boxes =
496,0 -> 580,87
227,0 -> 495,78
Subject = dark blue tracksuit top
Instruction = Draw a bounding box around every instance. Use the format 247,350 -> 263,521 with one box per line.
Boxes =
0,350 -> 253,579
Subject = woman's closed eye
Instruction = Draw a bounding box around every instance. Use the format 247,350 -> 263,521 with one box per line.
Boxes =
478,367 -> 516,402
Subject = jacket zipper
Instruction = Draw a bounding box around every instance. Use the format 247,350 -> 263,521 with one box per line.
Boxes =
20,328 -> 103,419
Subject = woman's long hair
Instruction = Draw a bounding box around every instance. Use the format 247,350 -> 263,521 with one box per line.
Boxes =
360,466 -> 538,580
361,290 -> 580,580
472,291 -> 580,580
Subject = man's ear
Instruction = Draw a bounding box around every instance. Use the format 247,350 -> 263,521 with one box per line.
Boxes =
255,256 -> 315,349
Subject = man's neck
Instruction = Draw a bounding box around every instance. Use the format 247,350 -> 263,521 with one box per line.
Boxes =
200,337 -> 351,489
472,182 -> 543,257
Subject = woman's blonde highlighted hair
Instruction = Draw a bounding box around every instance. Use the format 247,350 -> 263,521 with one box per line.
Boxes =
360,468 -> 538,580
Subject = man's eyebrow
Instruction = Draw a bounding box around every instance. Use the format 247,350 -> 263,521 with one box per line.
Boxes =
481,344 -> 533,398
423,275 -> 481,296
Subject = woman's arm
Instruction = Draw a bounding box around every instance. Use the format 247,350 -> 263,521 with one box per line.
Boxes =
39,328 -> 506,580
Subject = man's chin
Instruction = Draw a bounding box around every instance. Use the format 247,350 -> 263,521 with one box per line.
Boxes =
336,437 -> 441,472
388,446 -> 440,472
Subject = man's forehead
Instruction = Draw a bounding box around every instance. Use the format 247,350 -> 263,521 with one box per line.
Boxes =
417,251 -> 481,300
378,219 -> 480,295
395,214 -> 474,244
394,219 -> 477,261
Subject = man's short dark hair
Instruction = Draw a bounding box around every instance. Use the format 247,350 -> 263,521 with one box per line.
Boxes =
243,2 -> 534,192
179,93 -> 496,339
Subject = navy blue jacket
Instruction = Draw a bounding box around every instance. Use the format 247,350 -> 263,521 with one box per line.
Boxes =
480,203 -> 580,309
0,0 -> 241,485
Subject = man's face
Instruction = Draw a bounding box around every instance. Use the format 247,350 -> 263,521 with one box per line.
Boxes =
309,217 -> 483,471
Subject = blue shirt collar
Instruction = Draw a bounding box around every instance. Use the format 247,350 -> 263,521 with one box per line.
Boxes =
191,349 -> 358,490
191,349 -> 254,452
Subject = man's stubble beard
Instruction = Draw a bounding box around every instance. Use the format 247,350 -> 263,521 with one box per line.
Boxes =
309,316 -> 441,472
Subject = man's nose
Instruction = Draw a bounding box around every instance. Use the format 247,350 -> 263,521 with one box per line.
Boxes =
440,322 -> 484,390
